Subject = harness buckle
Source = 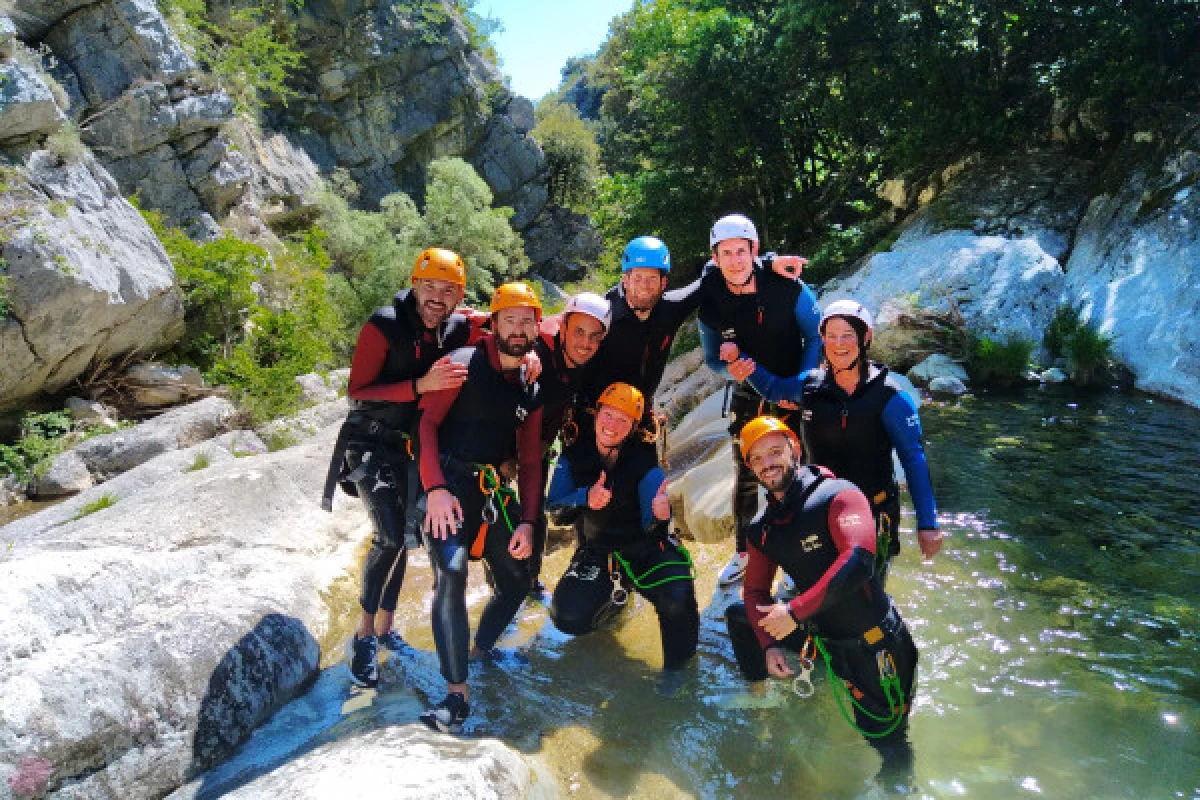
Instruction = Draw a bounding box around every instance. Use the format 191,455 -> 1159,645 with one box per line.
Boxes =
608,554 -> 629,606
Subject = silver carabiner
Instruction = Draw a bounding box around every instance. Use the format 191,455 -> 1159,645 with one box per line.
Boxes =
610,583 -> 629,607
482,493 -> 499,525
792,655 -> 816,698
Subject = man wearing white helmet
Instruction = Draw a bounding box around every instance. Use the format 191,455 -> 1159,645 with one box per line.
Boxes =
697,213 -> 823,586
526,291 -> 614,592
727,297 -> 943,579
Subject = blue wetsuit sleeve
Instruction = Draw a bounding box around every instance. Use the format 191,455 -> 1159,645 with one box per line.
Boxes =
881,392 -> 939,529
746,365 -> 807,405
546,454 -> 589,510
698,319 -> 731,378
795,283 -> 823,373
637,466 -> 667,530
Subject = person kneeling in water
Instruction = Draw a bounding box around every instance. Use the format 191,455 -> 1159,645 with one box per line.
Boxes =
725,415 -> 919,788
546,383 -> 699,676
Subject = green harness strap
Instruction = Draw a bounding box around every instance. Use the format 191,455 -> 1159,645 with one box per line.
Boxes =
478,465 -> 518,534
612,542 -> 695,590
813,636 -> 907,739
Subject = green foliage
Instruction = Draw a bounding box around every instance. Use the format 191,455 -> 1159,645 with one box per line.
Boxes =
587,0 -> 1200,267
147,208 -> 268,371
161,0 -> 304,115
45,122 -> 87,165
532,99 -> 602,210
73,494 -> 117,520
186,452 -> 211,472
968,335 -> 1034,388
320,157 -> 527,337
0,412 -> 73,483
1044,305 -> 1082,360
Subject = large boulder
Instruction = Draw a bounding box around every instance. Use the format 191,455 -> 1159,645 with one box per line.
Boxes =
68,396 -> 236,480
0,424 -> 367,799
1061,124 -> 1200,406
826,152 -> 1093,358
0,151 -> 184,411
521,204 -> 603,282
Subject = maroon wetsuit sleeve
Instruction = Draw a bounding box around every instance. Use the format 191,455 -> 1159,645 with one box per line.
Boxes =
347,322 -> 418,403
515,408 -> 545,524
417,384 -> 463,491
464,308 -> 491,345
786,488 -> 877,621
743,542 -> 781,651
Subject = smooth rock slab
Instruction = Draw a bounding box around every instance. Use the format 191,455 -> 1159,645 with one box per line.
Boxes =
929,376 -> 969,396
169,725 -> 536,800
908,354 -> 970,387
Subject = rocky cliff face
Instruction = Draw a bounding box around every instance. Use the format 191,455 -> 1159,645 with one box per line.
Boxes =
828,130 -> 1200,408
269,0 -> 546,228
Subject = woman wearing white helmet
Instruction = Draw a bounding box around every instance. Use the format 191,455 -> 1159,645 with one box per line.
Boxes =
727,297 -> 943,579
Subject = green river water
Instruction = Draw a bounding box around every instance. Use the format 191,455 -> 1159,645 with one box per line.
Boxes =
194,388 -> 1200,799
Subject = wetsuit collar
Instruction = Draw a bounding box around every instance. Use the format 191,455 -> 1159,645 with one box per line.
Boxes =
819,361 -> 887,396
769,465 -> 827,512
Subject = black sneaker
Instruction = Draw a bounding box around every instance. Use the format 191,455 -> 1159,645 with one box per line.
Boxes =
348,634 -> 378,688
377,631 -> 406,652
419,692 -> 469,734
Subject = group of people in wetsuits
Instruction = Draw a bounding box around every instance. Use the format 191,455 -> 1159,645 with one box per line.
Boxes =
323,214 -> 943,782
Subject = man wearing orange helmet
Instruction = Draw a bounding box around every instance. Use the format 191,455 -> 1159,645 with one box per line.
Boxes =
725,415 -> 918,787
545,382 -> 699,678
324,247 -> 475,689
415,281 -> 545,734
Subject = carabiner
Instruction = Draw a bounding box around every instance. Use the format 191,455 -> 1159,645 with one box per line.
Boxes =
482,493 -> 499,525
608,556 -> 628,606
792,658 -> 816,698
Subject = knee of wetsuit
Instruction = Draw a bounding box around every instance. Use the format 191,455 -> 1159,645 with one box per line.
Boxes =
724,601 -> 750,628
549,600 -> 597,637
654,581 -> 698,620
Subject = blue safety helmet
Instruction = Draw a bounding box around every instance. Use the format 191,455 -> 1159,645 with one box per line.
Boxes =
621,236 -> 671,272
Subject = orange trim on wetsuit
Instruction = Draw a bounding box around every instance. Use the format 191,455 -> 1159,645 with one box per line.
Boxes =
743,482 -> 877,651
418,335 -> 545,525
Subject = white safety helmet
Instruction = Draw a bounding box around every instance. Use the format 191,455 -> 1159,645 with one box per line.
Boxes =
820,298 -> 875,334
563,291 -> 613,332
709,213 -> 759,249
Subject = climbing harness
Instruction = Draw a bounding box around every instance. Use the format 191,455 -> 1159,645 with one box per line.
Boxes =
611,538 -> 695,592
813,634 -> 907,739
470,464 -> 518,559
791,635 -> 817,698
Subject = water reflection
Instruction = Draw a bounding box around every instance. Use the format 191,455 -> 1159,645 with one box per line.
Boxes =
195,389 -> 1200,799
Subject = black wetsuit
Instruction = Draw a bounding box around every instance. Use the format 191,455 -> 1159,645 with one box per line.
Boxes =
725,466 -> 917,778
583,277 -> 704,406
418,336 -> 544,684
546,435 -> 698,671
327,289 -> 474,617
697,265 -> 822,554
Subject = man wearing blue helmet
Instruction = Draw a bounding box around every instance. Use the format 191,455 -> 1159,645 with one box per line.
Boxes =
585,235 -> 805,411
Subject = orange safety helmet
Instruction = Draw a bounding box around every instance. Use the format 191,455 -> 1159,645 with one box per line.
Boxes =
738,415 -> 800,458
597,382 -> 645,422
411,248 -> 466,287
490,281 -> 542,320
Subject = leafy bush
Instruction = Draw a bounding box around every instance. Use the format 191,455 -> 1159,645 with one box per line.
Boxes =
0,412 -> 73,482
1066,325 -> 1114,387
320,157 -> 528,336
532,99 -> 602,210
160,0 -> 304,115
968,335 -> 1034,387
45,122 -> 87,165
1043,305 -> 1082,360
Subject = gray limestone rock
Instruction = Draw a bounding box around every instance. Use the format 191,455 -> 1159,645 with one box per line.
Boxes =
169,724 -> 535,800
908,354 -> 970,388
0,61 -> 66,144
0,152 -> 184,411
294,373 -> 340,406
0,16 -> 17,60
0,424 -> 368,799
43,0 -> 194,106
256,399 -> 348,450
521,205 -> 602,281
929,376 -> 969,397
72,396 -> 236,479
29,447 -> 93,497
65,396 -> 118,427
1061,126 -> 1200,406
1039,367 -> 1069,384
